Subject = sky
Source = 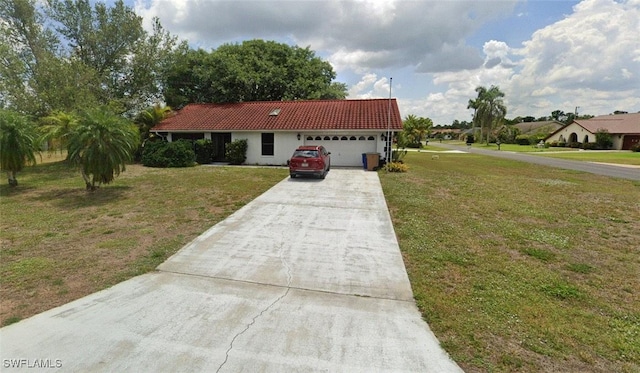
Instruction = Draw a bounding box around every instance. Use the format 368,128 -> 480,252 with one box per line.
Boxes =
131,0 -> 640,125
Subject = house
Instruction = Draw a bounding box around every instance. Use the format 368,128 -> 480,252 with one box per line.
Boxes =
430,128 -> 462,140
545,113 -> 640,150
513,120 -> 563,136
151,99 -> 403,167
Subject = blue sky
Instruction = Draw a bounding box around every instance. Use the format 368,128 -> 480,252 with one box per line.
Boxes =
129,0 -> 640,124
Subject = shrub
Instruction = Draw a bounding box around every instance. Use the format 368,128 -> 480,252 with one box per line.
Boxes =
558,141 -> 566,147
568,142 -> 582,148
631,143 -> 640,152
515,135 -> 531,145
226,139 -> 248,165
141,140 -> 195,168
194,139 -> 216,164
581,142 -> 599,150
391,149 -> 408,163
384,162 -> 408,172
595,129 -> 613,150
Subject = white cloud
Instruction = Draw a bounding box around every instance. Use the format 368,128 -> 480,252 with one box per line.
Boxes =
133,0 -> 640,123
508,0 -> 640,117
348,74 -> 393,99
135,0 -> 516,73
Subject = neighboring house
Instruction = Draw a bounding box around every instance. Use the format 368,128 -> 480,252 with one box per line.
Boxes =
545,113 -> 640,150
513,120 -> 563,136
151,99 -> 403,167
431,129 -> 462,140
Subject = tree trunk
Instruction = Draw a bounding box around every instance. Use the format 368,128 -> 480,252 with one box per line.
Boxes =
81,170 -> 95,191
7,171 -> 18,187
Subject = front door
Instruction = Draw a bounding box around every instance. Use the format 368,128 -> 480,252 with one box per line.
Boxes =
211,133 -> 232,161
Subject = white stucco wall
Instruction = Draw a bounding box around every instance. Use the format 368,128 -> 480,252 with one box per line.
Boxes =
163,130 -> 392,166
235,132 -> 302,166
546,123 -> 591,144
238,131 -> 388,166
546,123 -> 626,149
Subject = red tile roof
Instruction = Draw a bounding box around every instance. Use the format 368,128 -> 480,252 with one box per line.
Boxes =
152,99 -> 403,132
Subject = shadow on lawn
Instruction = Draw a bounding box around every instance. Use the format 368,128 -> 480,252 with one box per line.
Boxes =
33,185 -> 132,209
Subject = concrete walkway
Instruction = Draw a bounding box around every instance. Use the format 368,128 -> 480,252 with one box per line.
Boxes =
0,169 -> 462,372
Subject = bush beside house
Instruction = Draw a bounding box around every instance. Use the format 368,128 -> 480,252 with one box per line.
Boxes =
141,140 -> 195,167
225,139 -> 248,165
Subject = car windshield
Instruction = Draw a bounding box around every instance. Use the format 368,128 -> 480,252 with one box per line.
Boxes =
293,150 -> 318,158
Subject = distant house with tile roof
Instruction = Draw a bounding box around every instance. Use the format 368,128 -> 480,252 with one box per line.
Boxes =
514,120 -> 563,136
151,99 -> 403,166
545,113 -> 640,150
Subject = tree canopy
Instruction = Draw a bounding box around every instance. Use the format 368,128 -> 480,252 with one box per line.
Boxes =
0,0 -> 179,116
399,115 -> 433,148
0,109 -> 40,186
164,40 -> 347,108
67,108 -> 140,190
468,85 -> 507,144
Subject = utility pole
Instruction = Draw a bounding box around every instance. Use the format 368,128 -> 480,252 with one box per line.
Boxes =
386,77 -> 392,164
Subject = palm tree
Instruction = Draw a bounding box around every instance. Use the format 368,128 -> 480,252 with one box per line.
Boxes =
0,110 -> 40,186
68,108 -> 140,190
134,104 -> 172,143
39,110 -> 79,157
133,105 -> 172,161
469,86 -> 506,144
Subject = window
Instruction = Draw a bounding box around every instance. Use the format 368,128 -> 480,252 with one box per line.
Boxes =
323,136 -> 331,140
262,133 -> 274,156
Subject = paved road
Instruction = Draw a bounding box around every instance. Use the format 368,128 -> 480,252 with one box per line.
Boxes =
0,169 -> 462,373
429,142 -> 640,181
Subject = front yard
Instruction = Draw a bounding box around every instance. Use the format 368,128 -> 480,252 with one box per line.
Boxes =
2,153 -> 638,373
380,151 -> 639,372
0,162 -> 288,325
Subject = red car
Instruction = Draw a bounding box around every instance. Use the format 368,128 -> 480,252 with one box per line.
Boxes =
289,145 -> 331,179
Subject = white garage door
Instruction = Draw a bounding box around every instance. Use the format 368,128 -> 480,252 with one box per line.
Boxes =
304,134 -> 377,167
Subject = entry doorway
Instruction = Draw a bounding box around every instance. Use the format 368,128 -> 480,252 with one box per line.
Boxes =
211,133 -> 232,162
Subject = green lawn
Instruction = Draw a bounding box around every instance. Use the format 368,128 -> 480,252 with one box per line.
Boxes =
380,152 -> 639,373
0,161 -> 288,325
2,155 -> 638,373
535,151 -> 640,166
428,141 -> 640,165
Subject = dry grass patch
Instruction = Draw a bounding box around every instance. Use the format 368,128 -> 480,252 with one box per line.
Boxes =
380,152 -> 640,373
0,162 -> 288,325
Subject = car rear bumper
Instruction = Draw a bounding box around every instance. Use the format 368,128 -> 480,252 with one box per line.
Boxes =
289,167 -> 325,176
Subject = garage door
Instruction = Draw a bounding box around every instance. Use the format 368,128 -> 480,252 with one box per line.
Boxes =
622,135 -> 640,150
304,135 -> 377,167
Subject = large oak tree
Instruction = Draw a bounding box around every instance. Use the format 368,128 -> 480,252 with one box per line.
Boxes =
164,40 -> 347,108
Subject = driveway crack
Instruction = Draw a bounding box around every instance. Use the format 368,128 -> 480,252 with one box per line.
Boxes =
215,241 -> 292,373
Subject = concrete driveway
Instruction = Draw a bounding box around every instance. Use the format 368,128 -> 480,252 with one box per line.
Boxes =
0,169 -> 462,372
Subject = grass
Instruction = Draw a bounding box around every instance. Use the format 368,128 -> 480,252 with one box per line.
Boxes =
444,141 -> 577,153
0,161 -> 288,326
428,141 -> 639,166
379,152 -> 640,373
535,151 -> 640,166
2,151 -> 638,371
